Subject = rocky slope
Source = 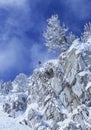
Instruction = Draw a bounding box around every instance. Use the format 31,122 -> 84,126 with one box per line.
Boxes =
1,37 -> 91,130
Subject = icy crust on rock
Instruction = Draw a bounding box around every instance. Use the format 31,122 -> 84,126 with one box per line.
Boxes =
1,37 -> 91,129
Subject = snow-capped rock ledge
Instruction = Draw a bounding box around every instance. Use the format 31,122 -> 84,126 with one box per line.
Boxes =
1,37 -> 91,130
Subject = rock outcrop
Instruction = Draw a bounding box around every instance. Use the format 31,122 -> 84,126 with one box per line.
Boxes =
1,38 -> 91,130
25,39 -> 91,130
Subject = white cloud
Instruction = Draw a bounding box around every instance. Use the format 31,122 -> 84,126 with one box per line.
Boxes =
0,38 -> 25,73
0,0 -> 28,8
0,0 -> 30,77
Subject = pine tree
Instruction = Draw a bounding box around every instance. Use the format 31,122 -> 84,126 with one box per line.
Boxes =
81,22 -> 91,42
43,15 -> 68,51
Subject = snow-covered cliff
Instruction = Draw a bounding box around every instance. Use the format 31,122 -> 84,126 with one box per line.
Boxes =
0,37 -> 91,130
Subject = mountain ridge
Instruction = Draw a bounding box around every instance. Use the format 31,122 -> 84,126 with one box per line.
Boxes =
0,37 -> 91,129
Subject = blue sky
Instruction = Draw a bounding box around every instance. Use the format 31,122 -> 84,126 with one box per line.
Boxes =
0,0 -> 91,81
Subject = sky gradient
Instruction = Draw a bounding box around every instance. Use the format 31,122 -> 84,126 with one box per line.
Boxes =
0,0 -> 91,81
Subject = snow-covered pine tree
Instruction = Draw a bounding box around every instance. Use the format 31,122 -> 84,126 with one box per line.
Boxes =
43,15 -> 76,52
67,32 -> 76,45
81,22 -> 91,42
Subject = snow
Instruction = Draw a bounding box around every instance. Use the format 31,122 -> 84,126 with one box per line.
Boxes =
87,36 -> 91,43
24,102 -> 38,117
84,120 -> 91,128
68,38 -> 91,55
43,59 -> 58,69
86,82 -> 91,90
78,70 -> 90,77
0,105 -> 30,130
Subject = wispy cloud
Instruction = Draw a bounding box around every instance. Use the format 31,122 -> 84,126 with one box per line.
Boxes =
0,38 -> 26,73
0,0 -> 27,8
0,0 -> 31,80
